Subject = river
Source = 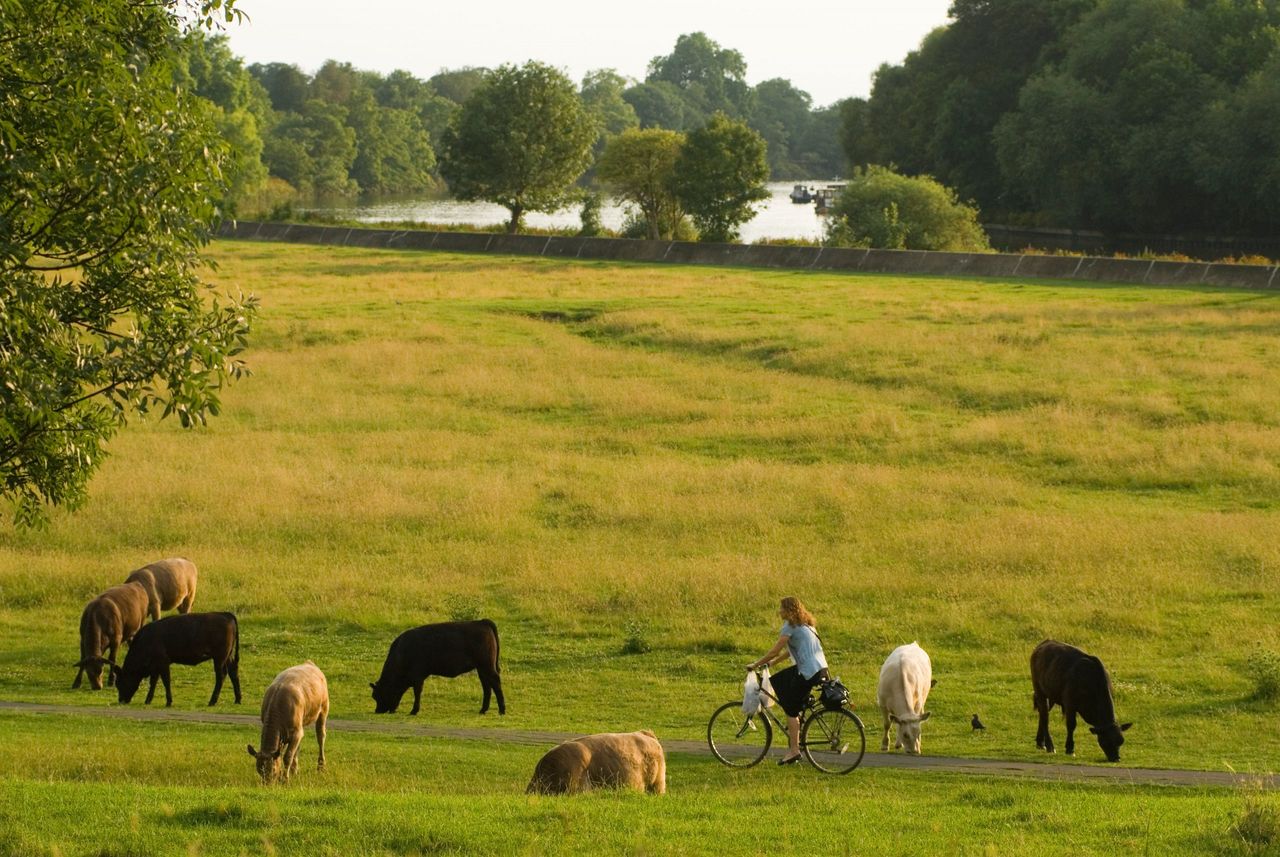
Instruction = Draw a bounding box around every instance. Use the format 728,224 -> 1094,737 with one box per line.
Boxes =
302,181 -> 836,243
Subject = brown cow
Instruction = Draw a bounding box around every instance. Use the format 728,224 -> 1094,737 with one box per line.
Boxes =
73,581 -> 149,691
248,662 -> 329,784
527,731 -> 667,795
125,557 -> 198,622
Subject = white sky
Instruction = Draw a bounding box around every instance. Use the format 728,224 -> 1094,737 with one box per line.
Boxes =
222,1 -> 955,107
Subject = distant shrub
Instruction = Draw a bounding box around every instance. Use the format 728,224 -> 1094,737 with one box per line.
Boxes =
620,209 -> 697,242
753,236 -> 820,247
621,621 -> 652,655
444,594 -> 482,623
825,165 -> 991,252
1245,646 -> 1280,701
578,192 -> 604,237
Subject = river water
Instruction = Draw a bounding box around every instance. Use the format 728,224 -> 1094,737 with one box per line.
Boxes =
303,181 -> 835,243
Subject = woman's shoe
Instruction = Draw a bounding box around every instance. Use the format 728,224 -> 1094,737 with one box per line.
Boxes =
777,754 -> 802,766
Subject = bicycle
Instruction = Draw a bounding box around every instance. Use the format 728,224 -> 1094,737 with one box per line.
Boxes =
707,668 -> 866,774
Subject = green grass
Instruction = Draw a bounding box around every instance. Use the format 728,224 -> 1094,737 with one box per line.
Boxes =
2,242 -> 1280,853
0,713 -> 1257,856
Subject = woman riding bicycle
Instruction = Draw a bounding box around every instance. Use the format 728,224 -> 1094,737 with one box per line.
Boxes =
747,596 -> 829,765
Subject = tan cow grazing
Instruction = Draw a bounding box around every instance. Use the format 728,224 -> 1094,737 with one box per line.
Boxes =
247,662 -> 329,784
73,582 -> 150,691
527,731 -> 667,795
125,558 -> 198,622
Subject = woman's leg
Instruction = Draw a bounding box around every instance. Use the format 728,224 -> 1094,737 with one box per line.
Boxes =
786,715 -> 801,758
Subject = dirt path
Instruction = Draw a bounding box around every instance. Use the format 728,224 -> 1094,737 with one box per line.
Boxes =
2,700 -> 1271,789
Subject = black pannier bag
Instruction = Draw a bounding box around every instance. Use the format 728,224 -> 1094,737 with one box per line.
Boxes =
820,677 -> 850,710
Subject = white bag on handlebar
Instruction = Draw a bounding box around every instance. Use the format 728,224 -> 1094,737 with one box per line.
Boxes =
742,667 -> 776,716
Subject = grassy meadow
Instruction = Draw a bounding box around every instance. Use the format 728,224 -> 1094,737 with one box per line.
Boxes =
2,241 -> 1280,854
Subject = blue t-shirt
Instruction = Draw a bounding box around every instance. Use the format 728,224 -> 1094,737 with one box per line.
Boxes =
781,621 -> 828,679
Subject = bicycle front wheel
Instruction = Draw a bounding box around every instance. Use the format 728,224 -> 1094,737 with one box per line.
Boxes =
707,701 -> 773,768
801,707 -> 866,774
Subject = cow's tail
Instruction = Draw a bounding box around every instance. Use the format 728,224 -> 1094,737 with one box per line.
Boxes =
79,606 -> 94,664
231,613 -> 240,669
482,618 -> 501,673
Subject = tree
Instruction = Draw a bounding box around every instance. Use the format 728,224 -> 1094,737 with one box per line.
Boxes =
596,129 -> 687,240
647,32 -> 752,118
623,80 -> 699,130
750,78 -> 813,177
825,166 -> 990,251
670,114 -> 770,243
428,67 -> 490,104
175,32 -> 272,212
581,69 -> 639,139
248,62 -> 310,113
439,62 -> 598,233
347,87 -> 436,194
0,0 -> 257,526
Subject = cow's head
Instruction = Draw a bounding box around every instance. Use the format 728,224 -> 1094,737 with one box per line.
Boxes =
76,657 -> 120,694
370,681 -> 405,714
889,711 -> 932,755
114,665 -> 144,704
1090,721 -> 1131,762
247,743 -> 284,783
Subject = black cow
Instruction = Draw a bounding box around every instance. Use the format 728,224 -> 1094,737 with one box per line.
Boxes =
1031,639 -> 1132,762
370,619 -> 504,715
86,612 -> 241,707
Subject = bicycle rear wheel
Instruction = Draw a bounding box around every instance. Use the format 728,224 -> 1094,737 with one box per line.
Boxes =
707,701 -> 773,768
800,707 -> 866,774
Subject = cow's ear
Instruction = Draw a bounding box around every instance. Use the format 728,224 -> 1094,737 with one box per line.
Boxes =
888,714 -> 900,724
272,748 -> 283,759
1120,722 -> 1132,732
1088,727 -> 1098,734
919,712 -> 931,722
930,679 -> 937,688
369,683 -> 377,691
247,744 -> 257,757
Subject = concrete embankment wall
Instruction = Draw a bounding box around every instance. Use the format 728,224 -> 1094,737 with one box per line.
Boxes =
216,221 -> 1280,291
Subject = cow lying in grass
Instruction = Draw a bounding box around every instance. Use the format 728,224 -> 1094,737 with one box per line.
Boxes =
1031,639 -> 1132,762
125,557 -> 198,622
85,612 -> 241,706
527,731 -> 666,795
73,581 -> 150,690
370,619 -> 505,715
248,661 -> 329,784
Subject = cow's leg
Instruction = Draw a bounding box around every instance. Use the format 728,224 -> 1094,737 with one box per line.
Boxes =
145,674 -> 159,705
209,661 -> 225,706
491,671 -> 506,715
410,680 -> 424,715
479,668 -> 505,715
106,643 -> 118,687
315,712 -> 327,771
880,711 -> 892,752
1064,709 -> 1077,756
1034,692 -> 1054,753
178,595 -> 193,614
229,657 -> 242,704
161,665 -> 173,707
72,663 -> 84,689
286,737 -> 301,781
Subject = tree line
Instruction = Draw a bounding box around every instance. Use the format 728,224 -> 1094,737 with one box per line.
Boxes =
178,30 -> 850,211
843,0 -> 1280,237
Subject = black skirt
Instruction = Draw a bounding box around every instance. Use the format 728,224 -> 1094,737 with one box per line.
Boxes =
770,665 -> 829,717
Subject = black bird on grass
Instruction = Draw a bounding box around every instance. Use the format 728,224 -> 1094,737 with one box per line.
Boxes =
971,713 -> 986,731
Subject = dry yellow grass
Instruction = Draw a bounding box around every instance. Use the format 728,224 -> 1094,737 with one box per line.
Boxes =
1,242 -> 1278,770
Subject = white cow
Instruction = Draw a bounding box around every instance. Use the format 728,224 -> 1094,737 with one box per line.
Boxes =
876,642 -> 934,754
